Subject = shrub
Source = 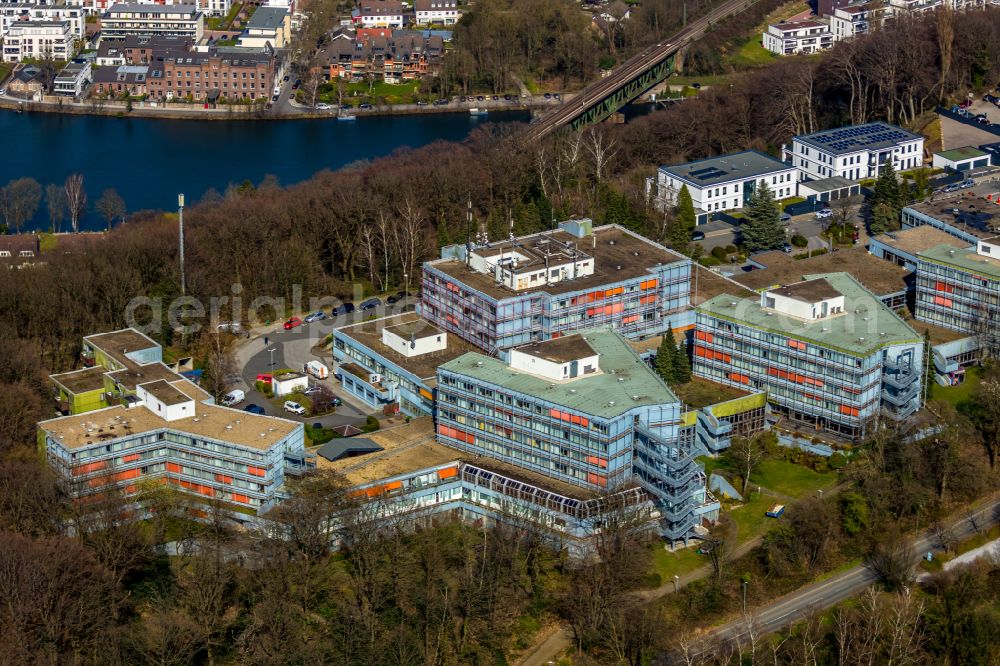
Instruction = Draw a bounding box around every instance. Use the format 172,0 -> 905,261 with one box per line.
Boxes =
361,415 -> 380,433
791,234 -> 809,247
828,452 -> 848,470
711,246 -> 727,260
699,256 -> 721,267
724,244 -> 738,254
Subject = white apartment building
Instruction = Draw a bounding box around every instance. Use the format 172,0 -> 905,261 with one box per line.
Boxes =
101,3 -> 204,40
414,0 -> 457,24
2,19 -> 72,62
762,19 -> 833,55
783,122 -> 924,182
53,59 -> 90,96
652,150 -> 799,216
0,4 -> 84,39
352,0 -> 404,28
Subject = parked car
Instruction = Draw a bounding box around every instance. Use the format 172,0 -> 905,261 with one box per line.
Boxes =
961,178 -> 976,188
386,290 -> 411,305
305,360 -> 329,379
271,95 -> 279,102
304,311 -> 326,323
959,99 -> 972,109
459,96 -> 467,102
416,100 -> 428,106
283,316 -> 303,330
284,401 -> 306,415
780,212 -> 792,223
360,297 -> 381,311
217,321 -> 242,334
553,93 -> 561,99
543,92 -> 551,99
782,243 -> 794,253
304,386 -> 322,395
283,75 -> 290,81
943,183 -> 961,193
243,404 -> 266,415
815,208 -> 832,219
691,231 -> 705,241
332,395 -> 343,407
316,103 -> 331,110
359,103 -> 372,110
221,389 -> 245,407
434,98 -> 448,105
332,302 -> 355,315
476,95 -> 484,101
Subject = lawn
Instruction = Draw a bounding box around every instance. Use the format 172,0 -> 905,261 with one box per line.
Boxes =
728,492 -> 780,541
648,543 -> 705,584
932,365 -> 981,408
0,62 -> 14,84
748,459 -> 838,498
334,80 -> 421,105
729,36 -> 776,68
672,376 -> 748,410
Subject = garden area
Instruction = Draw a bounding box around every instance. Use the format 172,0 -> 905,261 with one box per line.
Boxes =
306,80 -> 424,106
671,376 -> 748,410
932,365 -> 981,407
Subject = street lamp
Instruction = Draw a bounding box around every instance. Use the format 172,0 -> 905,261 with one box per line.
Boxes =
673,574 -> 680,593
742,579 -> 749,613
267,347 -> 276,370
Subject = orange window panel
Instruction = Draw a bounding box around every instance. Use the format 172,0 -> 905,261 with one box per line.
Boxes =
384,480 -> 403,492
803,377 -> 824,387
586,455 -> 609,468
215,474 -> 233,484
115,468 -> 140,481
622,315 -> 640,325
165,462 -> 182,474
438,466 -> 459,480
641,279 -> 659,290
933,296 -> 953,307
122,453 -> 141,463
694,345 -> 709,358
551,331 -> 563,339
788,339 -> 807,351
695,330 -> 714,343
198,485 -> 215,497
934,281 -> 954,293
124,484 -> 138,495
247,465 -> 266,477
586,473 -> 608,488
728,372 -> 750,385
839,405 -> 860,417
804,393 -> 821,401
640,294 -> 657,305
232,493 -> 250,504
73,461 -> 107,476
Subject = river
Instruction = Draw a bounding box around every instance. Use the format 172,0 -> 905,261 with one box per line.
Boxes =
1,108 -> 530,232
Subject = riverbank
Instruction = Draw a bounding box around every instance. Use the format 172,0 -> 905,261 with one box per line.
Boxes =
0,93 -> 560,122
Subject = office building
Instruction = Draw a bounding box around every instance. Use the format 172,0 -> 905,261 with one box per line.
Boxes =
784,122 -> 924,181
435,329 -> 719,541
901,194 -> 1000,246
694,272 -> 924,439
869,225 -> 969,272
419,220 -> 692,354
651,150 -> 799,215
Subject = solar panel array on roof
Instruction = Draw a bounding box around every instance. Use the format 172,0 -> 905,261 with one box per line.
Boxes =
802,123 -> 914,154
689,166 -> 729,181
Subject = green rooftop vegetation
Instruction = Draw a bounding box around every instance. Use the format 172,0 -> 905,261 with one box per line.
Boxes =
672,376 -> 749,410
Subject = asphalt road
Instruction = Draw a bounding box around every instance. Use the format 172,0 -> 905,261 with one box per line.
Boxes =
679,494 -> 1000,662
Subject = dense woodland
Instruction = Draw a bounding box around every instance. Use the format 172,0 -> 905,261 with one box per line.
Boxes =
1,8 -> 1000,664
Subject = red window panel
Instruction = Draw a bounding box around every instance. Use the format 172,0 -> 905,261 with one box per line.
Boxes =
72,461 -> 107,476
232,493 -> 250,504
165,462 -> 182,474
586,472 -> 608,488
695,330 -> 714,343
934,281 -> 954,293
215,474 -> 234,484
622,315 -> 640,325
122,453 -> 141,463
728,372 -> 750,384
115,468 -> 140,482
246,465 -> 266,477
586,455 -> 609,468
933,296 -> 953,307
640,294 -> 657,305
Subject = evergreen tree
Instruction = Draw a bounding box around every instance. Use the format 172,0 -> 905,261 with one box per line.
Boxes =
674,335 -> 692,383
655,328 -> 678,383
669,184 -> 696,251
923,328 -> 935,404
869,202 -> 896,235
740,182 -> 785,253
870,159 -> 903,234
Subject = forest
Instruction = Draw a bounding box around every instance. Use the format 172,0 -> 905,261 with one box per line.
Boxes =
1,8 -> 1000,664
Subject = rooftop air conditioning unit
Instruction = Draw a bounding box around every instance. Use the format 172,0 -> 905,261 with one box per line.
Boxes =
369,373 -> 382,384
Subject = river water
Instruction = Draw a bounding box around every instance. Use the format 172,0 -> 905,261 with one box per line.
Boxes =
1,108 -> 530,231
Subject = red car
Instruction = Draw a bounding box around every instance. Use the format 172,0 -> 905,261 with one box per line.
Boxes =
283,316 -> 302,330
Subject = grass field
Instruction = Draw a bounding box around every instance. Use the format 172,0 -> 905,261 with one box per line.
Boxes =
729,36 -> 776,68
649,543 -> 705,583
749,459 -> 838,498
932,366 -> 981,407
728,492 -> 780,541
672,377 -> 748,410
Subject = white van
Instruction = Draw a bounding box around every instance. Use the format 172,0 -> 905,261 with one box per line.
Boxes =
304,360 -> 329,380
221,389 -> 245,407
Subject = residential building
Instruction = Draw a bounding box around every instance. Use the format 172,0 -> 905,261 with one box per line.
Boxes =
332,312 -> 478,417
91,63 -> 148,95
762,19 -> 833,56
53,59 -> 90,96
95,34 -> 191,65
2,19 -> 73,62
651,150 -> 799,215
783,121 -> 924,181
101,4 -> 204,40
352,0 -> 404,28
197,0 -> 228,17
5,62 -> 44,96
327,29 -> 443,82
238,6 -> 289,48
737,246 -> 910,310
0,233 -> 41,264
435,329 -> 719,541
146,46 -> 275,101
413,0 -> 457,24
869,225 -> 970,272
915,239 -> 1000,349
0,4 -> 84,40
694,272 -> 925,439
932,146 -> 992,173
901,195 -> 1000,245
418,220 -> 692,354
829,2 -> 880,40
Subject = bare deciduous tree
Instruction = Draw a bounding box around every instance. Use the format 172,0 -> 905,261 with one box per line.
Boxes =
64,173 -> 87,232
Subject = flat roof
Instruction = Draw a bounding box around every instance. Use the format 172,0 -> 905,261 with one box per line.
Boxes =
771,277 -> 841,303
245,6 -> 286,29
872,226 -> 970,256
50,366 -> 108,394
515,335 -> 596,364
84,328 -> 159,365
692,264 -> 757,305
735,246 -> 908,296
315,438 -> 383,462
795,122 -> 921,155
699,272 -> 920,357
314,418 -> 597,499
106,361 -> 184,391
919,243 -> 1000,280
107,3 -> 198,12
660,150 -> 790,188
905,195 -> 1000,239
384,319 -> 443,339
140,379 -> 191,406
39,379 -> 299,451
800,176 -> 854,192
936,146 -> 989,161
439,328 -> 678,419
905,318 -> 969,345
771,19 -> 827,29
335,312 -> 477,381
427,225 -> 686,300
